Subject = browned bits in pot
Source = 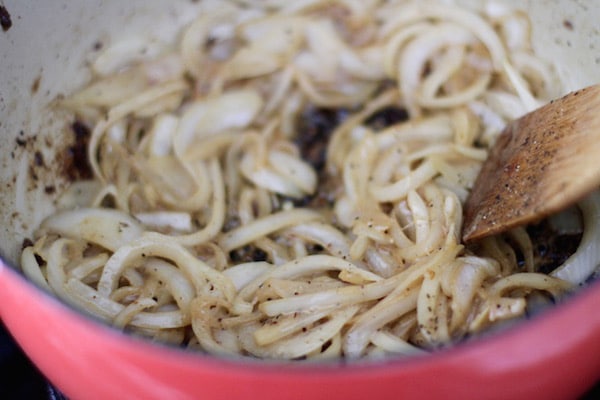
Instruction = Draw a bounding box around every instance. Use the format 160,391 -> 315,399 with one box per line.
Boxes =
230,245 -> 268,263
59,120 -> 93,181
290,105 -> 409,209
527,219 -> 583,274
288,107 -> 350,208
31,75 -> 42,95
295,107 -> 349,174
563,19 -> 574,31
21,238 -> 33,250
33,151 -> 45,167
15,130 -> 27,147
0,5 -> 11,32
364,106 -> 409,131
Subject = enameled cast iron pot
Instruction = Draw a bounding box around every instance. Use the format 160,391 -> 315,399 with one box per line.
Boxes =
1,1 -> 599,399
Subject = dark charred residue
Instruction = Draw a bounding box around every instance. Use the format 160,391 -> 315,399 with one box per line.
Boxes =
44,185 -> 56,194
380,202 -> 394,214
365,106 -> 409,131
290,107 -> 350,208
230,245 -> 268,263
93,41 -> 103,51
15,130 -> 28,147
466,213 -> 583,275
72,120 -> 90,140
294,106 -> 408,171
306,243 -> 325,253
0,5 -> 12,32
291,106 -> 408,209
502,234 -> 527,269
222,215 -> 241,232
60,120 -> 93,181
21,238 -> 44,263
34,151 -> 45,167
21,237 -> 33,250
29,165 -> 38,182
99,195 -> 116,209
527,218 -> 583,274
14,131 -> 41,154
295,107 -> 349,174
22,239 -> 44,264
204,35 -> 218,50
31,75 -> 42,94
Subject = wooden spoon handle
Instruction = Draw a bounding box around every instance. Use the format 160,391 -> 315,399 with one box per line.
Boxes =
462,84 -> 600,242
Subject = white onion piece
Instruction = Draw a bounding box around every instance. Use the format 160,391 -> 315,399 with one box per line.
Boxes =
380,2 -> 507,69
149,114 -> 179,156
299,19 -> 344,81
55,181 -> 103,210
174,90 -> 263,156
93,36 -> 166,76
143,53 -> 185,84
107,119 -> 127,143
484,1 -> 512,18
223,262 -> 273,291
399,23 -> 475,115
41,208 -> 143,252
64,69 -> 148,109
369,159 -> 438,202
223,16 -> 306,81
20,247 -> 52,291
548,206 -> 582,235
219,209 -> 322,252
286,223 -> 353,261
552,191 -> 600,285
268,150 -> 317,195
375,114 -> 454,149
180,5 -> 238,78
143,259 -> 195,310
223,47 -> 284,80
468,100 -> 507,145
369,331 -> 425,356
334,196 -> 359,228
501,60 -> 542,112
240,150 -> 313,199
240,159 -> 304,198
240,16 -> 305,52
499,13 -> 530,52
65,278 -> 189,328
134,211 -> 193,232
483,91 -> 528,120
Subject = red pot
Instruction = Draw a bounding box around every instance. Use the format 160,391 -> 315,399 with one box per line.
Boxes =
1,262 -> 599,399
1,0 -> 599,399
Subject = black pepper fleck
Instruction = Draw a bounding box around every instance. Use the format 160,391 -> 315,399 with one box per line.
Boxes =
563,20 -> 574,30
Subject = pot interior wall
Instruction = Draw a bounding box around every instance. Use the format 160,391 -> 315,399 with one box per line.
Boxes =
0,0 -> 598,266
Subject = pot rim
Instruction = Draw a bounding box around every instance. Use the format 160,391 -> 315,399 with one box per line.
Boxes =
2,249 -> 600,374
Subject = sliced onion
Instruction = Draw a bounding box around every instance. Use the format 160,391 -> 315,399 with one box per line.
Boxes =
552,191 -> 600,285
41,208 -> 143,252
223,262 -> 273,291
134,211 -> 193,232
93,36 -> 166,76
174,89 -> 263,156
149,114 -> 179,156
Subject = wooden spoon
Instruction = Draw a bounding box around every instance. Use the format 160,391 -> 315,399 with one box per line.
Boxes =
462,84 -> 600,243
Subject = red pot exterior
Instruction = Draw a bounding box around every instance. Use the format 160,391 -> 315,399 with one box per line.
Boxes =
1,260 -> 599,400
